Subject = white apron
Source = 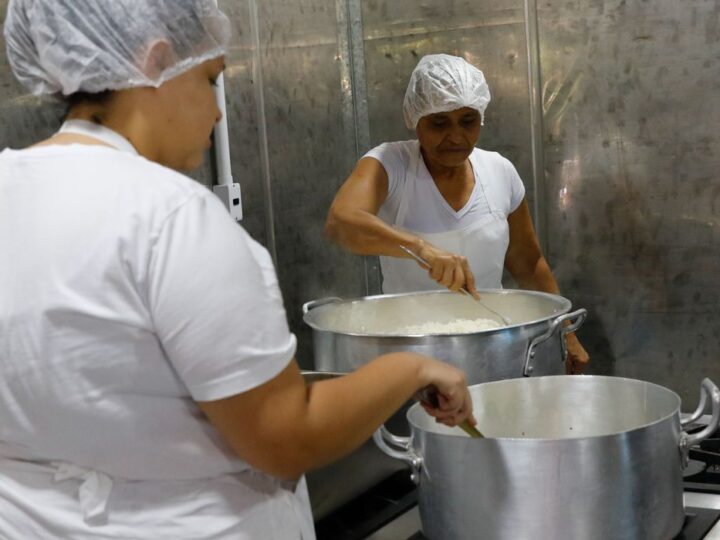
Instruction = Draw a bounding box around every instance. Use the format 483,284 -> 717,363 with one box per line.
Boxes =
380,146 -> 510,293
0,120 -> 316,540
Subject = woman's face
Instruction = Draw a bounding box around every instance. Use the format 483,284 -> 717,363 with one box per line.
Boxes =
151,56 -> 226,171
415,107 -> 481,168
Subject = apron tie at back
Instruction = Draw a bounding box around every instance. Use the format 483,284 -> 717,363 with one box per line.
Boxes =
53,462 -> 114,523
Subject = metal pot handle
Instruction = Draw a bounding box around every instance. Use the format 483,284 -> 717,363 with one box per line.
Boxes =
523,308 -> 588,376
679,378 -> 720,467
301,297 -> 342,315
680,378 -> 718,427
372,426 -> 423,484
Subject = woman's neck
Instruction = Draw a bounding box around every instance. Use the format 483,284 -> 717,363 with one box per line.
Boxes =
65,95 -> 160,162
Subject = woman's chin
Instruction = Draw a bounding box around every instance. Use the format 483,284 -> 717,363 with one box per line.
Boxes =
169,152 -> 205,172
435,153 -> 471,168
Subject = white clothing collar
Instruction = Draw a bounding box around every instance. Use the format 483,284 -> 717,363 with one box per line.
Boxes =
58,120 -> 139,156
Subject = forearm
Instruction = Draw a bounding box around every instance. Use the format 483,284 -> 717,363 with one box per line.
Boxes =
204,353 -> 436,480
512,254 -> 560,294
325,208 -> 422,257
291,353 -> 427,472
512,256 -> 584,344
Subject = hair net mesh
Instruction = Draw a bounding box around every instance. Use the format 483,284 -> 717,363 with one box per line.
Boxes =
403,54 -> 491,129
4,0 -> 231,96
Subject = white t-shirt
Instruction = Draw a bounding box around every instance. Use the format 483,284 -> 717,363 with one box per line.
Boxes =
0,142 -> 313,538
364,140 -> 525,231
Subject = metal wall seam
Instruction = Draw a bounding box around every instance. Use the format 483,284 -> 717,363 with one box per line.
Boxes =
347,0 -> 382,295
523,0 -> 548,253
248,0 -> 278,265
335,0 -> 357,157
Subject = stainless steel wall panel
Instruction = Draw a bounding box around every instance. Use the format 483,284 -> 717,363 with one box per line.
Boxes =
254,0 -> 368,368
538,0 -> 720,401
218,0 -> 268,246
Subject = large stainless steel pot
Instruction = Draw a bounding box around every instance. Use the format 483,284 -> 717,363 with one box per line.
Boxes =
374,376 -> 720,540
303,290 -> 587,382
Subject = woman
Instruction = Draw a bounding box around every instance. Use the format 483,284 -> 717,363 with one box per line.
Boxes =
0,3 -> 474,538
326,53 -> 589,374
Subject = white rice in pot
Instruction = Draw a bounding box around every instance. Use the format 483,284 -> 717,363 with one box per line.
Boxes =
392,317 -> 502,335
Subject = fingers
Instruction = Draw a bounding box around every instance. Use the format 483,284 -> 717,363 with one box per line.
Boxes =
565,336 -> 590,375
429,389 -> 474,426
462,259 -> 479,298
418,367 -> 475,428
568,355 -> 589,375
422,248 -> 473,293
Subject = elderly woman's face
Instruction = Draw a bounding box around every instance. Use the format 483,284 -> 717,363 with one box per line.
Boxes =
416,107 -> 481,168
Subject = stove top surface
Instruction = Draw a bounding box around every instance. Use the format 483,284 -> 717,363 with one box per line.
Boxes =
404,507 -> 720,540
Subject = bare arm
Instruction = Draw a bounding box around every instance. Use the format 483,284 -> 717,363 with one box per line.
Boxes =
504,200 -> 558,292
504,200 -> 589,372
325,157 -> 423,257
198,353 -> 473,480
325,157 -> 478,295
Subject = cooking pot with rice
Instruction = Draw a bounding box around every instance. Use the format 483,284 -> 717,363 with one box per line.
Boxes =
302,290 -> 587,383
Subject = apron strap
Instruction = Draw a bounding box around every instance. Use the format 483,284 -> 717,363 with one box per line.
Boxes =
469,150 -> 502,217
392,143 -> 421,228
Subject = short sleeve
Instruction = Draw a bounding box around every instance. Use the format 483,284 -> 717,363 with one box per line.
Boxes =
147,192 -> 296,402
503,157 -> 526,213
363,141 -> 410,201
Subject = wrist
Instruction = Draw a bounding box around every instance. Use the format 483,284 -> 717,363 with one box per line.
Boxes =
409,236 -> 426,255
413,237 -> 430,260
412,354 -> 433,389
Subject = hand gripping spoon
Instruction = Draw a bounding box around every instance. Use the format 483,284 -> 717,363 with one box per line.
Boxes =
417,386 -> 484,438
398,245 -> 511,326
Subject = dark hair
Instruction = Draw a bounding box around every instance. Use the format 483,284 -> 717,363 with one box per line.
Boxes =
64,90 -> 114,108
63,90 -> 114,122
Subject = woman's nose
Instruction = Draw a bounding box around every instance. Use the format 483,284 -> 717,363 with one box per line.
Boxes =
445,128 -> 464,144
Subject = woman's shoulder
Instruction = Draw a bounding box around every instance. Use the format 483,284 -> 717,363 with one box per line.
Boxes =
3,144 -> 214,215
471,147 -> 522,180
368,139 -> 418,153
364,139 -> 417,170
471,147 -> 514,169
98,147 -> 212,203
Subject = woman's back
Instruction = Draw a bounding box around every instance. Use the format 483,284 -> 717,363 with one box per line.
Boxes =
0,142 -> 313,538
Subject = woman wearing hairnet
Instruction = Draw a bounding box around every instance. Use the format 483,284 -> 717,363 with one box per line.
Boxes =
326,54 -> 589,374
0,2 -> 475,538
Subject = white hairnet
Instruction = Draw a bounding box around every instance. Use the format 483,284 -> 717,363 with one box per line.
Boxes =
4,0 -> 231,96
403,54 -> 491,129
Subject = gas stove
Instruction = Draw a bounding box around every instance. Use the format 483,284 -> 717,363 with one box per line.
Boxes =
315,417 -> 720,540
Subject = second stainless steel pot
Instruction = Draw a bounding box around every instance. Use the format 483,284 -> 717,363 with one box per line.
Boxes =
303,290 -> 587,383
375,375 -> 720,540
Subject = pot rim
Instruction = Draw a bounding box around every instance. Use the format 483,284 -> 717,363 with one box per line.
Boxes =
407,375 -> 682,441
303,289 -> 573,337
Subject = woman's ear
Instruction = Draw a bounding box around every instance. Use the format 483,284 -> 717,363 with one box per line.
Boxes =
142,40 -> 175,80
